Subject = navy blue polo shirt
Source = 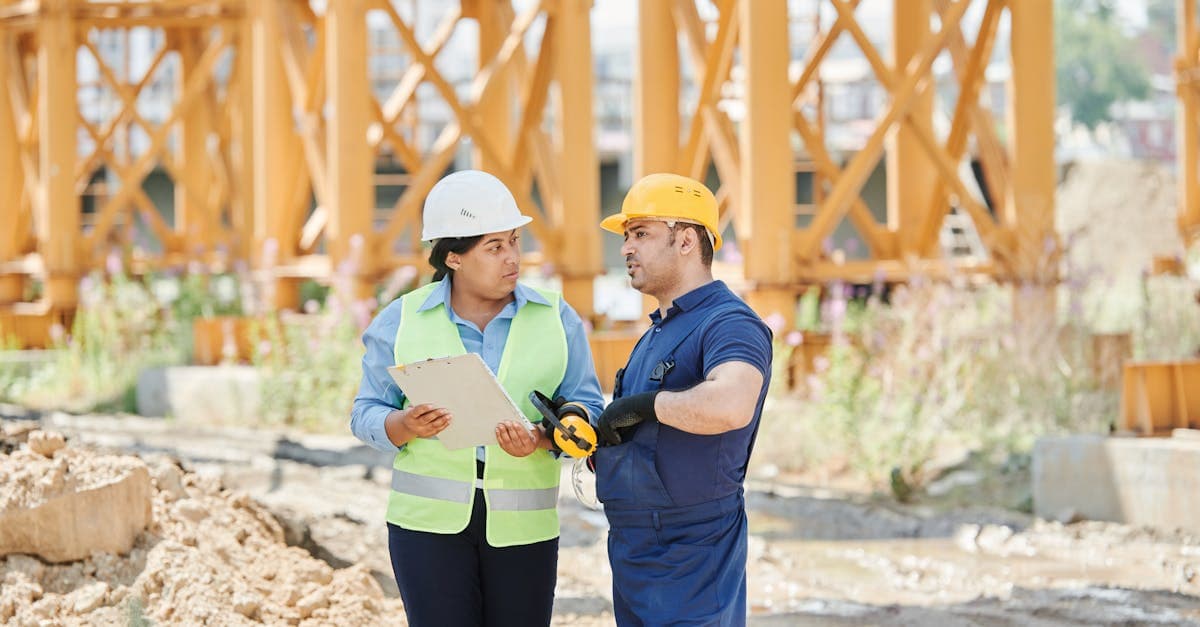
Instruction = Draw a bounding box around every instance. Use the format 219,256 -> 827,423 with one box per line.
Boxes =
616,280 -> 773,506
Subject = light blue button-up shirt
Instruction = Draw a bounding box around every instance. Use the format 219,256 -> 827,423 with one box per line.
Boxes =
350,277 -> 605,455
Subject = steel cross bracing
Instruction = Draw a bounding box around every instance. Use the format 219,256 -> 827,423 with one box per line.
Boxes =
1,0 -> 247,312
634,0 -> 1056,323
1,0 -> 1063,339
0,0 -> 600,326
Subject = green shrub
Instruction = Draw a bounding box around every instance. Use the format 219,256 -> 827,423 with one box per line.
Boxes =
758,281 -> 1117,490
14,273 -> 185,411
253,296 -> 367,431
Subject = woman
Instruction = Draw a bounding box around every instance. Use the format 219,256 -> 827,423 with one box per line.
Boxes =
350,170 -> 604,626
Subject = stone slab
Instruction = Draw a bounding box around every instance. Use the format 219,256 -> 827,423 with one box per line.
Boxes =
136,366 -> 261,423
1033,434 -> 1200,531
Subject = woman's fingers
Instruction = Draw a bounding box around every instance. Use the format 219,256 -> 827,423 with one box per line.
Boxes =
420,408 -> 451,424
401,404 -> 451,436
496,422 -> 520,441
406,404 -> 450,424
496,422 -> 536,456
430,414 -> 450,432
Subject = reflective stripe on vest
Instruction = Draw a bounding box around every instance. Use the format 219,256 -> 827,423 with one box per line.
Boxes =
390,469 -> 558,511
390,469 -> 472,504
488,486 -> 559,511
386,280 -> 568,547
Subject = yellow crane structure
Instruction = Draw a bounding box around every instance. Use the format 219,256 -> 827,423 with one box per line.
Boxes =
0,0 -> 1060,345
0,0 -> 600,335
1177,0 -> 1200,254
638,0 -> 1055,326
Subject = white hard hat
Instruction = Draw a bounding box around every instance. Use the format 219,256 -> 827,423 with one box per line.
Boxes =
421,170 -> 532,241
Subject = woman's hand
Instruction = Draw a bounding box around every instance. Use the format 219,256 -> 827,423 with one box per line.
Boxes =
384,404 -> 451,446
495,422 -> 542,457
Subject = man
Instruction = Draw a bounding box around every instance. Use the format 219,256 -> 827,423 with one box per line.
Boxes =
593,173 -> 773,626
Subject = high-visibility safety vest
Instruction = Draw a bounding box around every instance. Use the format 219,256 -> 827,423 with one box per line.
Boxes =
387,281 -> 568,547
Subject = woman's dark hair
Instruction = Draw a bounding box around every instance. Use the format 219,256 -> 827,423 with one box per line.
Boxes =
429,235 -> 484,281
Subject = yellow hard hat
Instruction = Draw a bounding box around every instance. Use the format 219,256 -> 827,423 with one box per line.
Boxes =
600,173 -> 723,250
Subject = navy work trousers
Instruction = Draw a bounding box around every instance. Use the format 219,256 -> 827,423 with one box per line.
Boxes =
388,487 -> 558,627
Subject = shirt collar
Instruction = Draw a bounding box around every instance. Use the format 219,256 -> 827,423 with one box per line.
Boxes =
417,276 -> 550,313
648,280 -> 726,323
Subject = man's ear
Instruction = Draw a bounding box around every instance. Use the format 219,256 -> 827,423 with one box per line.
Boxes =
677,226 -> 698,256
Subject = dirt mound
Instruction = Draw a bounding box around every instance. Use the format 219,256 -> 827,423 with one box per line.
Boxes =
0,436 -> 140,511
1,429 -> 152,563
0,440 -> 404,625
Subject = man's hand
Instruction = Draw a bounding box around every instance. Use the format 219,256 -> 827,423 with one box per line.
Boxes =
496,422 -> 542,457
384,404 -> 451,446
597,391 -> 659,445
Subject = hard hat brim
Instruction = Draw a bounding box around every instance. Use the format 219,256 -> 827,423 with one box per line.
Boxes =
598,213 -> 723,251
599,213 -> 628,236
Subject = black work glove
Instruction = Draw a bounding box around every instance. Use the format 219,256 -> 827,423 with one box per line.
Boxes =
597,391 -> 659,446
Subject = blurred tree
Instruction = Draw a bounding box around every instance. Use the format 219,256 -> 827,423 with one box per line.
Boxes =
1055,0 -> 1151,129
1146,0 -> 1176,53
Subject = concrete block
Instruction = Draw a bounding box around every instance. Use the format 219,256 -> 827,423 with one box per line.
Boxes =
0,463 -> 151,562
137,366 -> 262,423
1033,435 -> 1200,531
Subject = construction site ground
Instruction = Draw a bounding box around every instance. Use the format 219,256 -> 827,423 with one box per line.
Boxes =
3,408 -> 1200,626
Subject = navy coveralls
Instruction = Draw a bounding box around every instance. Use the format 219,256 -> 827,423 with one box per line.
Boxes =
594,280 -> 773,626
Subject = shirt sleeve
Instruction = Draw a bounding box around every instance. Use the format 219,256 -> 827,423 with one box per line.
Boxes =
699,310 -> 774,380
350,300 -> 407,454
553,300 -> 606,421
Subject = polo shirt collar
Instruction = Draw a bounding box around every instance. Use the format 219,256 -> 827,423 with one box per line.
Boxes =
648,280 -> 726,323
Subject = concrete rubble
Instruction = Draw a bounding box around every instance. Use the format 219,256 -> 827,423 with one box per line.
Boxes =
0,428 -> 404,625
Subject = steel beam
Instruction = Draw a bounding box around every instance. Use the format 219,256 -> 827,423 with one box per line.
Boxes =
326,0 -> 374,299
36,0 -> 78,308
741,0 -> 795,326
887,0 -> 937,256
1006,0 -> 1056,322
553,0 -> 600,319
0,30 -> 24,303
474,0 -> 513,174
634,0 -> 679,178
251,0 -> 301,308
234,6 -> 255,263
1179,0 -> 1200,248
633,0 -> 679,315
176,29 -> 215,254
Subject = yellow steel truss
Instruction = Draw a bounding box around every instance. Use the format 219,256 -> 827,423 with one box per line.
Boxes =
634,0 -> 1057,324
0,0 -> 1074,339
0,0 -> 601,328
1178,0 -> 1200,251
1,0 -> 243,317
264,0 -> 601,308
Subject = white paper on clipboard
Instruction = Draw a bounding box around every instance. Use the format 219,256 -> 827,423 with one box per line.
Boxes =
387,353 -> 530,450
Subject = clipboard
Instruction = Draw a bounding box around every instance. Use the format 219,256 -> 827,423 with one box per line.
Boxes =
387,353 -> 532,450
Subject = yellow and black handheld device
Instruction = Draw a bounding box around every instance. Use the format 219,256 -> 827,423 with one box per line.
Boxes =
529,390 -> 598,459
